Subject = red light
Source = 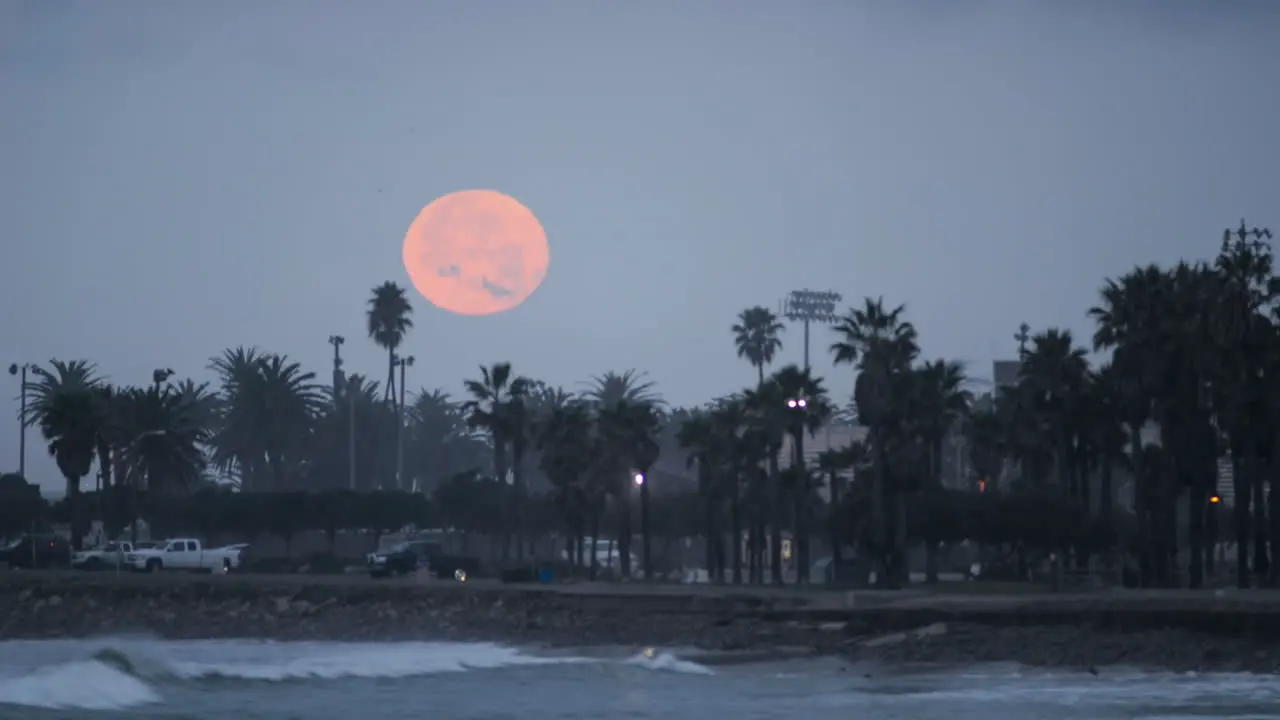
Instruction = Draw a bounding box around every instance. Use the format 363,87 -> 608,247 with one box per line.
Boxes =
978,479 -> 987,493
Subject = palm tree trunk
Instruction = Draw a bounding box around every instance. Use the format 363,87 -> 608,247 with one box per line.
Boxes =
871,430 -> 888,587
640,476 -> 652,581
385,349 -> 397,409
828,470 -> 843,584
1253,472 -> 1269,580
793,430 -> 809,585
924,440 -> 942,584
730,477 -> 742,584
769,451 -> 784,585
1188,461 -> 1205,589
1233,450 -> 1251,589
1268,462 -> 1280,587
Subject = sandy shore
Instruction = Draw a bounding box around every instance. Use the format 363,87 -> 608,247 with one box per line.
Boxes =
3,571 -> 1279,673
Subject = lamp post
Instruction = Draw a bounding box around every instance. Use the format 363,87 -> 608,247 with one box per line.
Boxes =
127,428 -> 167,544
633,471 -> 651,580
785,393 -> 809,584
8,363 -> 31,480
394,354 -> 415,491
328,335 -> 346,404
152,368 -> 174,391
781,290 -> 841,371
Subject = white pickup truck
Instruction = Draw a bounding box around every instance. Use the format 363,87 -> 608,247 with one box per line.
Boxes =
125,538 -> 243,573
72,541 -> 145,571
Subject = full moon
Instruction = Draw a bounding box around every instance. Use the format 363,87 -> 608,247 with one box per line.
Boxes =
401,190 -> 550,315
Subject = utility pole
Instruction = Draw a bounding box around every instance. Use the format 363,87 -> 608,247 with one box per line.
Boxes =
8,363 -> 30,479
347,376 -> 357,491
327,335 -> 346,404
1014,323 -> 1031,360
781,289 -> 841,371
393,354 -> 415,492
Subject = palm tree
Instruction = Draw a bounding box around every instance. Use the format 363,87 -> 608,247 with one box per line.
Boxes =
732,306 -> 785,387
536,401 -> 594,567
114,385 -> 209,494
830,297 -> 919,586
209,348 -> 323,490
366,281 -> 414,409
772,364 -> 831,584
612,399 -> 663,579
585,369 -> 662,408
910,359 -> 970,582
677,411 -> 723,581
462,362 -> 531,558
24,360 -> 103,549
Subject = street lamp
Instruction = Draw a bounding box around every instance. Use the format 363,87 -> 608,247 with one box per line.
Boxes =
328,335 -> 346,403
126,429 -> 167,544
8,363 -> 32,480
633,472 -> 645,487
786,398 -> 808,409
393,354 -> 416,491
152,368 -> 174,391
780,289 -> 841,371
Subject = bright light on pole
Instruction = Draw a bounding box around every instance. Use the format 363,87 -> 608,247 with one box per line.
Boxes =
633,472 -> 645,487
786,398 -> 808,409
780,289 -> 842,371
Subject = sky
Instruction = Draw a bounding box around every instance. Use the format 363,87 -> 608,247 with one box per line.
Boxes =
2,0 -> 1278,494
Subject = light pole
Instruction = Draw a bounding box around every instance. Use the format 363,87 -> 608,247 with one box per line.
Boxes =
327,335 -> 346,404
346,375 -> 357,491
394,354 -> 415,491
633,471 -> 651,580
127,428 -> 167,544
8,363 -> 31,480
785,393 -> 810,585
781,290 -> 841,371
1014,323 -> 1031,360
152,368 -> 174,391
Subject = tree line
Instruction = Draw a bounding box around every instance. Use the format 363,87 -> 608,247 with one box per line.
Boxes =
12,220 -> 1280,589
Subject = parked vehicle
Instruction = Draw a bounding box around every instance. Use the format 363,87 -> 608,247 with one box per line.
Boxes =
367,540 -> 437,578
125,538 -> 243,573
71,541 -> 138,571
1,534 -> 71,569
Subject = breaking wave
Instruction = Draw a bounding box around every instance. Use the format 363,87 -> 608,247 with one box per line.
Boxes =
0,639 -> 712,711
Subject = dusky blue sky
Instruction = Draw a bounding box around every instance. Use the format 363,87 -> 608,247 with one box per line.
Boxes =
2,0 -> 1278,493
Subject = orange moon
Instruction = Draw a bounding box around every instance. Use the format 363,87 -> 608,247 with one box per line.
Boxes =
401,190 -> 550,315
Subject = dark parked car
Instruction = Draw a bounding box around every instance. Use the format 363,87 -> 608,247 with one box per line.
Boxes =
1,534 -> 71,569
367,540 -> 439,578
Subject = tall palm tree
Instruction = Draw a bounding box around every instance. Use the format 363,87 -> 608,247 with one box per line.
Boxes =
24,360 -> 103,549
677,410 -> 724,581
911,359 -> 971,582
114,385 -> 209,494
830,297 -> 919,586
366,281 -> 414,408
732,306 -> 785,387
462,362 -> 531,557
771,364 -> 831,584
536,401 -> 594,566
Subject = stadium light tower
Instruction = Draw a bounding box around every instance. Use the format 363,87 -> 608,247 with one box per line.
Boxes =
781,289 -> 842,371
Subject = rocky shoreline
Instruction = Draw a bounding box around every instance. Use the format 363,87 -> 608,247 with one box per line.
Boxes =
2,574 -> 1278,674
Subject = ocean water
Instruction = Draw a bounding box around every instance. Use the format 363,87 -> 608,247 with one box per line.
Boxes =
0,637 -> 1279,719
